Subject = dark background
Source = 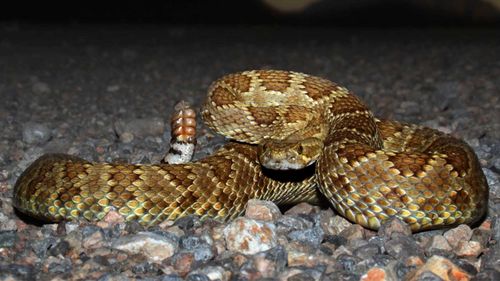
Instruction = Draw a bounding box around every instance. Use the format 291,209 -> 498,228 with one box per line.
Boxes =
1,0 -> 499,26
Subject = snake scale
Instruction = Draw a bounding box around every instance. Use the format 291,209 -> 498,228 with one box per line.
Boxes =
13,70 -> 488,232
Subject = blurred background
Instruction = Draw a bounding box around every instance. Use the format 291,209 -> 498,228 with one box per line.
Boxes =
1,0 -> 499,26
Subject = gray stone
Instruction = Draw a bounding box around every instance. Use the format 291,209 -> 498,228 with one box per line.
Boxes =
384,236 -> 422,258
112,232 -> 179,262
378,217 -> 412,238
0,230 -> 17,248
353,243 -> 381,260
287,226 -> 324,247
22,122 -> 51,144
32,81 -> 51,94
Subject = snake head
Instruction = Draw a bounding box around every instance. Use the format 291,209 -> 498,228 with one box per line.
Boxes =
258,137 -> 323,170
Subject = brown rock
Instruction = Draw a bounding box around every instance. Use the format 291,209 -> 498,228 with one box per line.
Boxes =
406,255 -> 471,281
340,224 -> 365,241
444,224 -> 473,249
319,213 -> 352,235
378,217 -> 412,238
424,235 -> 453,254
171,252 -> 195,276
284,202 -> 319,216
454,240 -> 482,258
82,230 -> 105,249
360,267 -> 397,281
245,199 -> 282,221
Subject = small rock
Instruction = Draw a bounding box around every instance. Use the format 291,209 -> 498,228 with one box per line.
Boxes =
360,267 -> 397,281
244,199 -> 282,221
406,256 -> 470,281
22,122 -> 51,144
251,246 -> 286,278
0,230 -> 17,248
337,253 -> 363,271
170,252 -> 195,276
188,266 -> 229,281
492,216 -> 500,243
284,202 -> 319,216
179,236 -> 214,262
473,269 -> 500,281
32,81 -> 51,94
471,227 -> 491,249
82,229 -> 105,249
185,273 -> 210,281
353,243 -> 381,260
378,217 -> 412,238
444,224 -> 473,249
49,240 -> 70,256
223,217 -> 277,255
32,237 -> 59,258
340,224 -> 365,241
424,235 -> 453,256
112,232 -> 178,262
454,240 -> 482,258
276,215 -> 313,233
320,213 -> 352,235
160,275 -> 184,281
385,236 -> 422,259
114,117 -> 165,140
64,222 -> 80,234
286,241 -> 319,267
107,85 -> 121,92
0,212 -> 17,231
119,132 -> 134,143
287,227 -> 324,247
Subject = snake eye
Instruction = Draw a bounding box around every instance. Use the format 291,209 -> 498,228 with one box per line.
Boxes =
297,145 -> 304,155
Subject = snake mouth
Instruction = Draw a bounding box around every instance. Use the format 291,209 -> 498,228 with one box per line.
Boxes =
260,157 -> 317,170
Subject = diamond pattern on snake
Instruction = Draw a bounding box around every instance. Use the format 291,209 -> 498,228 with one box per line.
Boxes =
13,70 -> 488,232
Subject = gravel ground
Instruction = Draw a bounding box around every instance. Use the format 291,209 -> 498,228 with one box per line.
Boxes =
0,24 -> 499,280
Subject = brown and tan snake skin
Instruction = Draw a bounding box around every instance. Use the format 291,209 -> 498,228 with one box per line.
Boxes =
13,70 -> 489,231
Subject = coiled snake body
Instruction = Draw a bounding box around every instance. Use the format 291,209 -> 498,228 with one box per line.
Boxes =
14,70 -> 488,231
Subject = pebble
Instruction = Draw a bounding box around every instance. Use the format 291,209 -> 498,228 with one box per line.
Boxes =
223,217 -> 277,255
284,202 -> 320,216
360,267 -> 397,281
112,232 -> 178,262
340,224 -> 365,241
244,199 -> 282,221
0,230 -> 17,248
320,213 -> 353,235
22,122 -> 51,144
31,81 -> 51,94
82,228 -> 106,249
443,224 -> 473,249
179,235 -> 214,262
405,256 -> 470,281
384,236 -> 422,259
353,243 -> 381,260
0,212 -> 17,231
378,217 -> 412,238
424,235 -> 453,256
113,117 -> 165,141
454,240 -> 482,258
276,215 -> 314,233
187,266 -> 228,281
287,226 -> 324,247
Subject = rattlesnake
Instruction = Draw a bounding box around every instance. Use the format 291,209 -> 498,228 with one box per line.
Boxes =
13,70 -> 488,231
